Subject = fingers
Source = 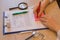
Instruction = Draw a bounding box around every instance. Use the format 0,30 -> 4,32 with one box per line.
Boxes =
40,15 -> 47,22
40,15 -> 54,27
40,15 -> 50,25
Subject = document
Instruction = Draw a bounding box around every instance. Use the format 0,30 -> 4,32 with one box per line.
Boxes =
4,8 -> 46,32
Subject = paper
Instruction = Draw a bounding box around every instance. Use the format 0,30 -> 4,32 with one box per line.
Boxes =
4,8 -> 46,32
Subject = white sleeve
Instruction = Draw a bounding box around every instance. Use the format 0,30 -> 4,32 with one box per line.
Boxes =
57,30 -> 60,40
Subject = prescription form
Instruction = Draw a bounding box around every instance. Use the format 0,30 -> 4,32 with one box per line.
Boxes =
4,7 -> 46,33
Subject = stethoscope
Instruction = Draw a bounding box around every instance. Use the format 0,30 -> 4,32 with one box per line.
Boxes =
9,2 -> 28,10
25,31 -> 45,40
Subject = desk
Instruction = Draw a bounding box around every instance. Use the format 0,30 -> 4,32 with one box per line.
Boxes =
3,30 -> 56,40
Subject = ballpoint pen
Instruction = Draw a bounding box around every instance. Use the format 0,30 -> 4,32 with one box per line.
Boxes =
36,1 -> 41,18
35,1 -> 45,21
13,11 -> 28,15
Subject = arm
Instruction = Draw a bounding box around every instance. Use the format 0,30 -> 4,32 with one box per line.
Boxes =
40,15 -> 60,32
33,0 -> 60,32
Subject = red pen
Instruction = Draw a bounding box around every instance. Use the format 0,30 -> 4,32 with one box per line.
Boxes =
35,1 -> 45,21
36,1 -> 41,18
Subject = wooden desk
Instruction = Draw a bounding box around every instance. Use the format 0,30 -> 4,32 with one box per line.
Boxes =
3,30 -> 56,40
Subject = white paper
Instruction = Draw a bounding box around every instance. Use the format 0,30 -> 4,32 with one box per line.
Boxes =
4,8 -> 46,32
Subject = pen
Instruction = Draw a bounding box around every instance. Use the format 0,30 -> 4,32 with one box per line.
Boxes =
36,1 -> 41,18
13,11 -> 28,15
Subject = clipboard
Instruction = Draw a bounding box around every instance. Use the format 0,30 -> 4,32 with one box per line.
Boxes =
3,7 -> 48,35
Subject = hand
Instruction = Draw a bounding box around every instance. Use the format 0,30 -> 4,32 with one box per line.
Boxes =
33,0 -> 60,32
40,15 -> 60,32
33,0 -> 50,21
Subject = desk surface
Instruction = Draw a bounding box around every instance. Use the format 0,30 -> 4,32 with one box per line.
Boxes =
3,30 -> 56,40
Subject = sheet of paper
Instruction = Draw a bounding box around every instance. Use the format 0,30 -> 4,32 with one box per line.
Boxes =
4,8 -> 46,32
